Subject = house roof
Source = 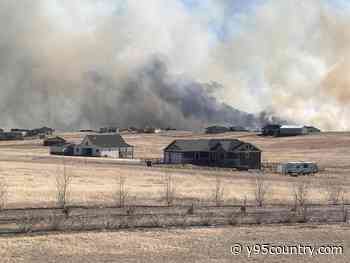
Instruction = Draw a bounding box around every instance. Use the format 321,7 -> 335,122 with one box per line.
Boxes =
44,136 -> 65,142
85,134 -> 132,148
164,139 -> 260,152
280,125 -> 307,130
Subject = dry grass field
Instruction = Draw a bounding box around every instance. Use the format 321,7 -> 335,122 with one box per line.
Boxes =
0,131 -> 350,262
0,224 -> 348,262
0,131 -> 349,208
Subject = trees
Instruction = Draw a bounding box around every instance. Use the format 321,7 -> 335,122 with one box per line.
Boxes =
55,158 -> 72,208
115,176 -> 129,208
164,173 -> 176,206
214,175 -> 225,206
292,179 -> 310,208
323,175 -> 345,205
0,177 -> 7,210
254,174 -> 270,207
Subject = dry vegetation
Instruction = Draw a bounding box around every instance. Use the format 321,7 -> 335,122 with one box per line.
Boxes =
0,131 -> 349,208
0,131 -> 350,262
0,224 -> 348,262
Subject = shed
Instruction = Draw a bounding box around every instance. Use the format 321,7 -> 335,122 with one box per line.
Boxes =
279,125 -> 308,137
50,143 -> 75,156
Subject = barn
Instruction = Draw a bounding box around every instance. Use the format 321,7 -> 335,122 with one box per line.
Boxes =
74,134 -> 134,158
279,125 -> 308,137
164,139 -> 261,169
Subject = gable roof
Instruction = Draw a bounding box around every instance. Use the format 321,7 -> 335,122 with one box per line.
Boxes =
85,134 -> 132,148
164,139 -> 261,152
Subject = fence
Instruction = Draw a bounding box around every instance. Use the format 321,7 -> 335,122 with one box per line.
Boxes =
0,204 -> 348,235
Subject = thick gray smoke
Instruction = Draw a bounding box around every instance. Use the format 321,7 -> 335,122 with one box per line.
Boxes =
89,56 -> 265,130
1,1 -> 350,130
0,1 -> 271,130
78,56 -> 273,130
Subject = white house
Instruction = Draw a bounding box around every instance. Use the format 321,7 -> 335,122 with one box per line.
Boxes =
74,134 -> 134,159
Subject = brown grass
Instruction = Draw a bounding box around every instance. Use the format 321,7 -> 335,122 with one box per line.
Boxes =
0,131 -> 350,208
0,224 -> 348,262
1,131 -> 350,262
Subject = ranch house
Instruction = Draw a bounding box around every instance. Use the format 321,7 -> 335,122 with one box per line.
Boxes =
74,134 -> 134,159
164,139 -> 261,169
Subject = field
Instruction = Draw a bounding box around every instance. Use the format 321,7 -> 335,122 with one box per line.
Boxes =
0,131 -> 350,262
0,131 -> 349,208
0,224 -> 348,262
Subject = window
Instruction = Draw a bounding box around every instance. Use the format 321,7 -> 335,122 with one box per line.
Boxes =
195,153 -> 200,160
96,149 -> 100,153
184,152 -> 194,159
200,152 -> 209,158
227,152 -> 238,159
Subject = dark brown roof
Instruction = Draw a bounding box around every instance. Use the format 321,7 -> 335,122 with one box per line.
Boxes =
86,134 -> 132,148
44,136 -> 66,142
164,139 -> 260,152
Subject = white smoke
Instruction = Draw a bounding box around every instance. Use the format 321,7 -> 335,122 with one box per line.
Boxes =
0,0 -> 349,130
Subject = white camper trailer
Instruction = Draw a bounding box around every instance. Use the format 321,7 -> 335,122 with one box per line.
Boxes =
277,162 -> 318,176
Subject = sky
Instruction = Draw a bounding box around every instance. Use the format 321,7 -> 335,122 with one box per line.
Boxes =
1,0 -> 350,130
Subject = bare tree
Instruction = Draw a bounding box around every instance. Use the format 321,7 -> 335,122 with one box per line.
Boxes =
114,176 -> 128,208
56,158 -> 72,208
323,175 -> 344,205
254,174 -> 270,207
0,177 -> 7,210
292,179 -> 310,209
164,173 -> 176,206
214,175 -> 224,206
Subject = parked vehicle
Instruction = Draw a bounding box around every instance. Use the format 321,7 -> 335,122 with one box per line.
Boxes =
277,162 -> 318,176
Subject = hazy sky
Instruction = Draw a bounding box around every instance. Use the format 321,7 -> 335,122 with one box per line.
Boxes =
1,0 -> 350,130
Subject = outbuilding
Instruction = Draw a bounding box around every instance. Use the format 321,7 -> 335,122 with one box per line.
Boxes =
261,124 -> 281,136
44,136 -> 66,146
50,143 -> 75,156
205,126 -> 229,134
279,125 -> 308,137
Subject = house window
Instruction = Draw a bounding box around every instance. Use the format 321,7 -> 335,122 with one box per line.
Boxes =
195,152 -> 200,160
200,152 -> 209,158
184,152 -> 194,159
227,152 -> 238,159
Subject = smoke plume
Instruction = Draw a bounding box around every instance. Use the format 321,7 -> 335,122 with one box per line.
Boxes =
0,0 -> 349,130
